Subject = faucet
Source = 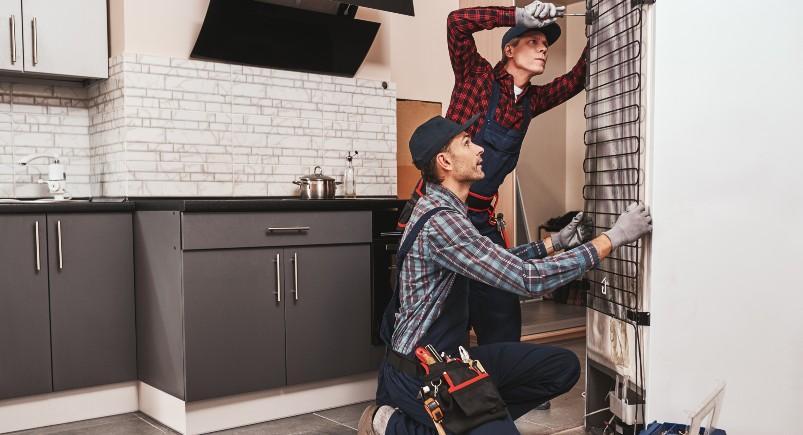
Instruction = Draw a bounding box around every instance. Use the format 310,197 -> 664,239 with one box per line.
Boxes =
17,153 -> 70,200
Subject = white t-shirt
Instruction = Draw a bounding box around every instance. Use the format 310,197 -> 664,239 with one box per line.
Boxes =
513,85 -> 524,99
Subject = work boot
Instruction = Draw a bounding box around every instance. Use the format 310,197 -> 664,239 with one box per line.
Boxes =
535,400 -> 551,410
357,404 -> 379,435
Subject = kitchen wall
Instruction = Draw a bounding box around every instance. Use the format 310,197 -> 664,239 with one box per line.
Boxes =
517,0 -> 588,236
90,54 -> 396,197
0,84 -> 92,198
563,1 -> 587,212
0,56 -> 396,198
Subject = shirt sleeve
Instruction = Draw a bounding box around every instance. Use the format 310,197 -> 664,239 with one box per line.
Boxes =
426,211 -> 600,297
530,44 -> 589,116
509,240 -> 549,260
447,7 -> 516,83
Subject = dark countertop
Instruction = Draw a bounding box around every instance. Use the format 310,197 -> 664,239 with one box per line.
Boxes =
0,199 -> 135,214
0,197 -> 406,214
131,197 -> 407,212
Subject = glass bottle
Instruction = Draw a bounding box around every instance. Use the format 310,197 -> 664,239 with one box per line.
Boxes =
344,150 -> 358,198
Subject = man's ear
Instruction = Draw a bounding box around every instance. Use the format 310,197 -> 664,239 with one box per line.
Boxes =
436,151 -> 453,173
503,44 -> 513,59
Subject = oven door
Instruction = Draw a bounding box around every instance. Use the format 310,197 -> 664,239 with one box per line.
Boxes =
371,231 -> 401,345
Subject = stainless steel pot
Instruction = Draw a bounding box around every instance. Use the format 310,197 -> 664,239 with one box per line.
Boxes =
293,166 -> 341,199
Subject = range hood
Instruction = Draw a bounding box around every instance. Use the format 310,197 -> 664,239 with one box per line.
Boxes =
256,0 -> 415,16
191,0 -> 381,77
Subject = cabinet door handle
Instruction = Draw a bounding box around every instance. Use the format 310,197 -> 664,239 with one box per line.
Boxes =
31,17 -> 37,66
292,252 -> 299,301
34,220 -> 40,271
9,15 -> 16,64
266,226 -> 310,233
274,253 -> 281,303
57,220 -> 63,270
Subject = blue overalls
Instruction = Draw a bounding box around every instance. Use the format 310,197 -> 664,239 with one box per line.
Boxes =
376,207 -> 580,435
467,80 -> 533,345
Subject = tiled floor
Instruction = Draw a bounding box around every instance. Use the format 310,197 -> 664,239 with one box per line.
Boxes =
11,339 -> 587,435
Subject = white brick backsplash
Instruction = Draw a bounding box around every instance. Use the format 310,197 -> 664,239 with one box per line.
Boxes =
0,54 -> 396,198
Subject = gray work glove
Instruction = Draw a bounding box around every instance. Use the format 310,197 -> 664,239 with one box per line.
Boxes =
551,212 -> 594,251
603,203 -> 653,250
516,1 -> 561,28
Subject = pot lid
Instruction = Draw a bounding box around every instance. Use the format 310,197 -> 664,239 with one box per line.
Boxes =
298,165 -> 335,181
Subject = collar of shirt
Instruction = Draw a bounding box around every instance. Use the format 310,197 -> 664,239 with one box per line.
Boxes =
424,183 -> 468,216
493,61 -> 531,102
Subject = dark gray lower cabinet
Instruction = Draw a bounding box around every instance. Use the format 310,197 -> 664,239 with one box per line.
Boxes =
47,213 -> 136,391
0,214 -> 52,400
183,248 -> 287,401
136,210 -> 375,401
284,245 -> 371,385
181,245 -> 371,399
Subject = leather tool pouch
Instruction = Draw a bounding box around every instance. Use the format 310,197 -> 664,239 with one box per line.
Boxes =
422,359 -> 508,433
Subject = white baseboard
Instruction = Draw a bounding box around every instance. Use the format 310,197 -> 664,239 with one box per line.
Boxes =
0,375 -> 377,435
0,382 -> 138,434
138,382 -> 187,434
138,373 -> 377,435
185,372 -> 377,434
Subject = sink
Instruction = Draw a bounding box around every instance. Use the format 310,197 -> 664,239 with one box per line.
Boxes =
0,198 -> 90,204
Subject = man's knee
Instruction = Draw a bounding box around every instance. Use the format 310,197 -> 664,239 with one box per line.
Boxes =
552,348 -> 581,392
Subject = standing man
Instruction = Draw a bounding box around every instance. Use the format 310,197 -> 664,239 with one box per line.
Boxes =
397,2 -> 590,346
359,116 -> 652,434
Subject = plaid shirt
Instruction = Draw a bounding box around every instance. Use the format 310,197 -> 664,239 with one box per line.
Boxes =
445,6 -> 589,133
391,183 -> 601,355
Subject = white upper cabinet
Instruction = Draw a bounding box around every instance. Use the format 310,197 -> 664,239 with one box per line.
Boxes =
0,0 -> 23,72
0,0 -> 107,79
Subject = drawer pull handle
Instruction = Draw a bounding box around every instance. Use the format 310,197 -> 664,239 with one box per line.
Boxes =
31,17 -> 37,66
9,15 -> 16,64
57,220 -> 63,270
292,252 -> 299,301
266,226 -> 310,233
275,253 -> 281,303
34,220 -> 40,271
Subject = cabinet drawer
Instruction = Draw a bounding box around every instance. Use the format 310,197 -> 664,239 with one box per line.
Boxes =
182,211 -> 371,250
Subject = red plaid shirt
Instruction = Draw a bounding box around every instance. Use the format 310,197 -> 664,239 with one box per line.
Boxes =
445,6 -> 588,134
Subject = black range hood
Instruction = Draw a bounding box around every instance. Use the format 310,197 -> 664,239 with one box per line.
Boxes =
191,0 -> 381,77
344,0 -> 414,16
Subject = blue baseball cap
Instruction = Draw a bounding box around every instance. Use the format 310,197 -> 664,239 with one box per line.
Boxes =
501,22 -> 561,50
409,113 -> 481,169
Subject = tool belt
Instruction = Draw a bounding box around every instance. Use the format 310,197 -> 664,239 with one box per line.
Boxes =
385,348 -> 424,378
387,345 -> 507,434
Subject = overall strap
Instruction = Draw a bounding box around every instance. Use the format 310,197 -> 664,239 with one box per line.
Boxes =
396,206 -> 452,265
380,206 -> 452,347
519,89 -> 532,133
485,80 -> 502,126
486,79 -> 531,134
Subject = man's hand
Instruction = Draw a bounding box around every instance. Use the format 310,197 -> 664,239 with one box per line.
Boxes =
603,203 -> 653,250
552,212 -> 594,251
516,1 -> 561,28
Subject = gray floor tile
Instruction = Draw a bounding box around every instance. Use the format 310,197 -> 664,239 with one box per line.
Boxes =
8,414 -> 140,435
11,413 -> 172,435
314,401 -> 373,429
551,426 -> 587,434
211,413 -> 352,434
515,418 -> 558,435
520,383 -> 586,432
